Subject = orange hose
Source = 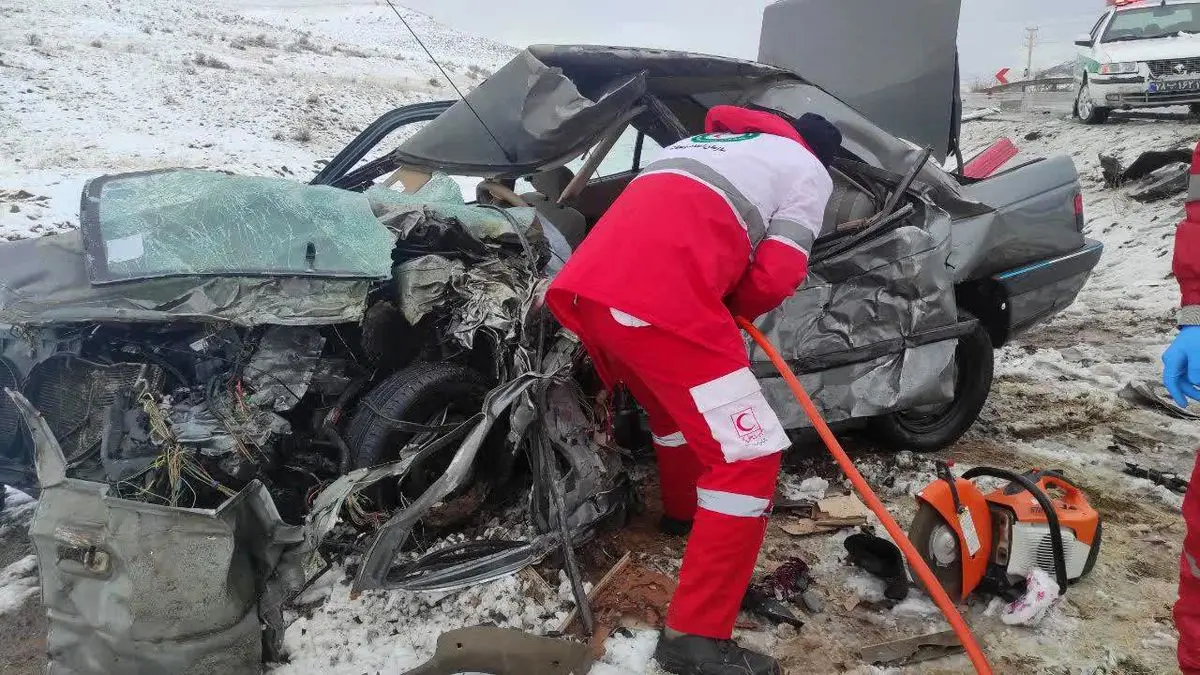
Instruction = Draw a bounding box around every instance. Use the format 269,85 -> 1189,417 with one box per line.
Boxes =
737,317 -> 993,675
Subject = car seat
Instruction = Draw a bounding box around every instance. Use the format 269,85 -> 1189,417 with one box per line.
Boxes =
522,167 -> 588,249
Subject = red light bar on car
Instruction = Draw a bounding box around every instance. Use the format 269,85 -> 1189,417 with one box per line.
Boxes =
1107,0 -> 1145,6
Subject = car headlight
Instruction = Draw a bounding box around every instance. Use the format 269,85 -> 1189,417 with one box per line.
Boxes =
1098,62 -> 1139,75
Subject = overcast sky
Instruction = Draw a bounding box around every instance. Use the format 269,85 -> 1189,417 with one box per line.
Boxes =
398,0 -> 1104,81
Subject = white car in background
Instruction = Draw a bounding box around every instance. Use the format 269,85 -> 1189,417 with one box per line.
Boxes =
1074,0 -> 1200,123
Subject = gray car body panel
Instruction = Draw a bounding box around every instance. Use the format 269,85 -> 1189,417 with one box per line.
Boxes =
0,231 -> 372,327
10,390 -> 304,675
951,156 -> 1086,281
759,0 -> 963,163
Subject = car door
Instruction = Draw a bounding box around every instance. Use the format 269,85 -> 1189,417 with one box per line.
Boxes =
1079,10 -> 1113,80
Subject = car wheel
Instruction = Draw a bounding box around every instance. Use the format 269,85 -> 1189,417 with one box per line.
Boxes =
344,362 -> 489,505
1075,82 -> 1110,125
869,322 -> 994,452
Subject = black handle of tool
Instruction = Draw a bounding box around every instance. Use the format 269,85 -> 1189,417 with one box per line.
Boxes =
962,467 -> 1069,594
937,461 -> 963,514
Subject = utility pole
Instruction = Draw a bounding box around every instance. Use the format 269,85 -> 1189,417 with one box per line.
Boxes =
1024,26 -> 1039,79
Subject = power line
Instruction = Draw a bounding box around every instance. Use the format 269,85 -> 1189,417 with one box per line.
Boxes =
381,0 -> 515,163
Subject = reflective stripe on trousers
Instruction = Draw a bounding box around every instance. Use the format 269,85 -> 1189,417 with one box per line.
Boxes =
652,431 -> 688,448
696,487 -> 770,518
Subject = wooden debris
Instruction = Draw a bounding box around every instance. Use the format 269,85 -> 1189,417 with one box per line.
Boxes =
556,552 -> 633,633
816,494 -> 872,520
780,519 -> 827,537
518,567 -> 556,606
779,494 -> 871,537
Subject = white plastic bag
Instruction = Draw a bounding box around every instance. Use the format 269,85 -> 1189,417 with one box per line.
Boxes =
1001,569 -> 1061,627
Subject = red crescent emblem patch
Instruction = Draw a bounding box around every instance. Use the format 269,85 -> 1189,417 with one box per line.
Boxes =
730,407 -> 763,442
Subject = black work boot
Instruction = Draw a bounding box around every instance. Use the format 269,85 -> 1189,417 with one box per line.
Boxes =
655,633 -> 782,675
659,516 -> 694,536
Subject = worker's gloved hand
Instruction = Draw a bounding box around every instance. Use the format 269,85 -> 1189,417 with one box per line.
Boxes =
1163,325 -> 1200,407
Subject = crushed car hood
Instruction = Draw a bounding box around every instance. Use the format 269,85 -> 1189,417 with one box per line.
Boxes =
0,231 -> 374,326
759,0 -> 963,162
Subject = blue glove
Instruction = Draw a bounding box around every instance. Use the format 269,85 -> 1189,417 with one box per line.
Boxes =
1163,325 -> 1200,407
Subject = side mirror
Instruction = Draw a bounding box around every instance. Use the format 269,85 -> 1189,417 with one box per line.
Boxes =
1074,34 -> 1094,47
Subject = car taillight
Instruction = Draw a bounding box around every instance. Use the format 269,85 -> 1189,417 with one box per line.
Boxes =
1074,193 -> 1085,231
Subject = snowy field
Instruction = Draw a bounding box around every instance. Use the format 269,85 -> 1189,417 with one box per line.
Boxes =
2,0 -> 1200,673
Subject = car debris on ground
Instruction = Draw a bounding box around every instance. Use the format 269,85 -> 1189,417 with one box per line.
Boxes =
858,630 -> 965,667
1099,148 -> 1194,202
400,626 -> 593,675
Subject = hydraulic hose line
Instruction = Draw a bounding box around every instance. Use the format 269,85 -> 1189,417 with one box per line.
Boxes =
736,317 -> 993,675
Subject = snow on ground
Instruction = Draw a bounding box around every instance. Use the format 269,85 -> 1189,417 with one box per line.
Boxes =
1,0 -> 1199,671
0,555 -> 38,616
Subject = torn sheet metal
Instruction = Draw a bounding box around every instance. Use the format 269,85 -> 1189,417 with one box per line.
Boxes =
389,537 -> 557,594
301,375 -> 555,594
352,371 -> 559,594
9,390 -> 305,675
754,198 -> 958,426
395,255 -> 539,350
401,626 -> 592,675
394,49 -> 647,177
0,232 -> 372,326
395,254 -> 467,325
166,392 -> 290,458
244,326 -> 326,412
532,377 -> 630,536
446,260 -> 538,350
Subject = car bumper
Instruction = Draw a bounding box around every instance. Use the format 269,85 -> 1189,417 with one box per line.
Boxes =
1090,76 -> 1200,108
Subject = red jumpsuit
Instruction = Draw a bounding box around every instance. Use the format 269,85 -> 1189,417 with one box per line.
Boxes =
1177,144 -> 1200,674
547,106 -> 833,639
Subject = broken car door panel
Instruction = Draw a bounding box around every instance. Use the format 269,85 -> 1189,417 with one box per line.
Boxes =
547,105 -> 840,675
1170,143 -> 1200,675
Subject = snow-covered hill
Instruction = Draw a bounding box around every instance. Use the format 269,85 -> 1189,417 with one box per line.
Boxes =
0,0 -> 515,238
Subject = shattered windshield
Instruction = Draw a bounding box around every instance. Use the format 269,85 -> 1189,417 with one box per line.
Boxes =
82,169 -> 396,283
1103,4 -> 1200,41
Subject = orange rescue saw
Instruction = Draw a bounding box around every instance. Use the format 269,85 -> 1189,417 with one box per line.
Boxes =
910,463 -> 1103,601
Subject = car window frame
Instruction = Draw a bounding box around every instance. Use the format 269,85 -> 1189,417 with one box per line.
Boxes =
1089,11 -> 1110,43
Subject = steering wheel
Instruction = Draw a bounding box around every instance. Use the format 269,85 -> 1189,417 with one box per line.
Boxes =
479,180 -> 528,207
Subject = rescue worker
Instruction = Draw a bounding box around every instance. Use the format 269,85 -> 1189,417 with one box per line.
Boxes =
546,105 -> 841,675
1168,143 -> 1200,674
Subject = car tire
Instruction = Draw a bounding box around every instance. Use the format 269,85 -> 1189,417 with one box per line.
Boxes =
1074,82 -> 1110,125
869,322 -> 994,453
345,362 -> 488,471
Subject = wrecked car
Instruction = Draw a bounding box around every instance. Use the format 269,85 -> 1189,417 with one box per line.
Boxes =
0,15 -> 1101,673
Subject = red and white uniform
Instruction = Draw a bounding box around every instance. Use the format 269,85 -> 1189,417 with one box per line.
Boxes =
1177,144 -> 1200,674
547,106 -> 833,639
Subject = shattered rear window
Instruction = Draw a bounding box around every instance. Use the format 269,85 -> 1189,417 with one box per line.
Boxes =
81,169 -> 395,284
